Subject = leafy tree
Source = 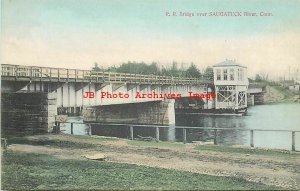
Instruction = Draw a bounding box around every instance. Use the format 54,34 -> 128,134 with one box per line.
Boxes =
185,63 -> 201,78
91,61 -> 203,79
203,66 -> 213,81
92,62 -> 102,72
107,65 -> 117,72
114,61 -> 160,74
255,74 -> 262,82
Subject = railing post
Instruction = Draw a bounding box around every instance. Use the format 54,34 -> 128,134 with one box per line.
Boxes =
40,67 -> 43,80
88,124 -> 92,136
214,129 -> 217,145
30,66 -> 33,78
57,122 -> 61,134
96,71 -> 99,82
71,123 -> 73,135
15,66 -> 18,80
130,125 -> 134,140
156,127 -> 160,141
75,70 -> 78,82
50,68 -> 52,81
292,131 -> 295,151
183,128 -> 187,144
250,130 -> 254,147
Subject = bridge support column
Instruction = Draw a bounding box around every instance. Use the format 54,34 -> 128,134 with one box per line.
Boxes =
247,94 -> 255,106
167,99 -> 175,125
165,99 -> 176,141
1,92 -> 57,135
83,99 -> 176,125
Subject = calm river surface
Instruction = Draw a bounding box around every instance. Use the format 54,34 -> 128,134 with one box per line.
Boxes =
63,103 -> 300,151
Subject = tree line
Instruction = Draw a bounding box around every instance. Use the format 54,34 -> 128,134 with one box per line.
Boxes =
92,61 -> 213,80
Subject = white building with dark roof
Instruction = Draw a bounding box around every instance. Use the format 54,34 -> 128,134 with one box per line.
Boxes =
213,60 -> 249,112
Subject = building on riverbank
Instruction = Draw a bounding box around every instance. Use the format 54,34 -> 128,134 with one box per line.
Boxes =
213,60 -> 249,113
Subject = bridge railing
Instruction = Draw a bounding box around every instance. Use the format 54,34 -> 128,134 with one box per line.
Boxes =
1,64 -> 211,84
56,122 -> 299,151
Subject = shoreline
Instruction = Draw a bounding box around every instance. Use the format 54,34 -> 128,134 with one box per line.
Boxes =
2,133 -> 299,190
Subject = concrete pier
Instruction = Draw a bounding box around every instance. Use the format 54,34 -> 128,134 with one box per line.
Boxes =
247,94 -> 255,106
83,99 -> 176,125
1,92 -> 57,135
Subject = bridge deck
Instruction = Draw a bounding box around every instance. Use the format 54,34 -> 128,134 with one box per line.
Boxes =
1,64 -> 211,85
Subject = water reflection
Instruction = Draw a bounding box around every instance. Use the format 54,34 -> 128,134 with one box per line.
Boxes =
176,114 -> 248,145
61,117 -> 90,135
90,124 -> 176,141
63,103 -> 300,151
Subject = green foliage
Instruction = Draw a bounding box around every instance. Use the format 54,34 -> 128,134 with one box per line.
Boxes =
248,78 -> 254,83
91,61 -> 211,80
203,66 -> 214,81
185,63 -> 201,78
250,74 -> 280,85
91,62 -> 102,72
255,74 -> 262,82
115,61 -> 161,75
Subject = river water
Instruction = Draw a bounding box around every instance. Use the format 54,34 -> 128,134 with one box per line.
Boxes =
63,103 -> 300,151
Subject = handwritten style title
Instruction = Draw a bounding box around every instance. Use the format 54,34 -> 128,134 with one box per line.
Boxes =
83,92 -> 216,100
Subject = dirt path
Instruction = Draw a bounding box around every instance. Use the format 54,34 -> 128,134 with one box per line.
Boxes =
8,134 -> 300,189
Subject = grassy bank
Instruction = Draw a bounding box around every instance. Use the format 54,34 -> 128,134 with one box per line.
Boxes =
2,150 -> 279,190
3,134 -> 297,190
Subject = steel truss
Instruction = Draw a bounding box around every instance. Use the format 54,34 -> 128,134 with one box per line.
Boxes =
238,91 -> 246,107
216,85 -> 246,109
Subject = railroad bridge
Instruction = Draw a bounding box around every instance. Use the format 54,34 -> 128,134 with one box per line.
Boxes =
1,60 -> 249,134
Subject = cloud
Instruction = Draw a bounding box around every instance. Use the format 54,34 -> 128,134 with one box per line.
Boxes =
2,28 -> 299,79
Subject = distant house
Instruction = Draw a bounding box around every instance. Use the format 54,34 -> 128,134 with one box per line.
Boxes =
289,84 -> 300,92
247,83 -> 266,105
248,84 -> 267,94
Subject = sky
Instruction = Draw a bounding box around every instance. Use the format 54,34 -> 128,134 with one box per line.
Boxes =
1,0 -> 300,78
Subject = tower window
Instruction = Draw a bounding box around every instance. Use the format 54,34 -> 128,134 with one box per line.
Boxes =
238,68 -> 244,81
217,69 -> 221,80
223,69 -> 228,80
230,69 -> 234,80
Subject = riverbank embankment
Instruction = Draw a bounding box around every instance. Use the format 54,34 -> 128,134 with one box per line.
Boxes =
2,134 -> 300,190
264,85 -> 299,103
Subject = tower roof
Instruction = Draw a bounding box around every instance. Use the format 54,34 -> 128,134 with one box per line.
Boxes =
213,60 -> 247,68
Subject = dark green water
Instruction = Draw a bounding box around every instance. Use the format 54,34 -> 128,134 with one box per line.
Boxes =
64,103 -> 300,151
